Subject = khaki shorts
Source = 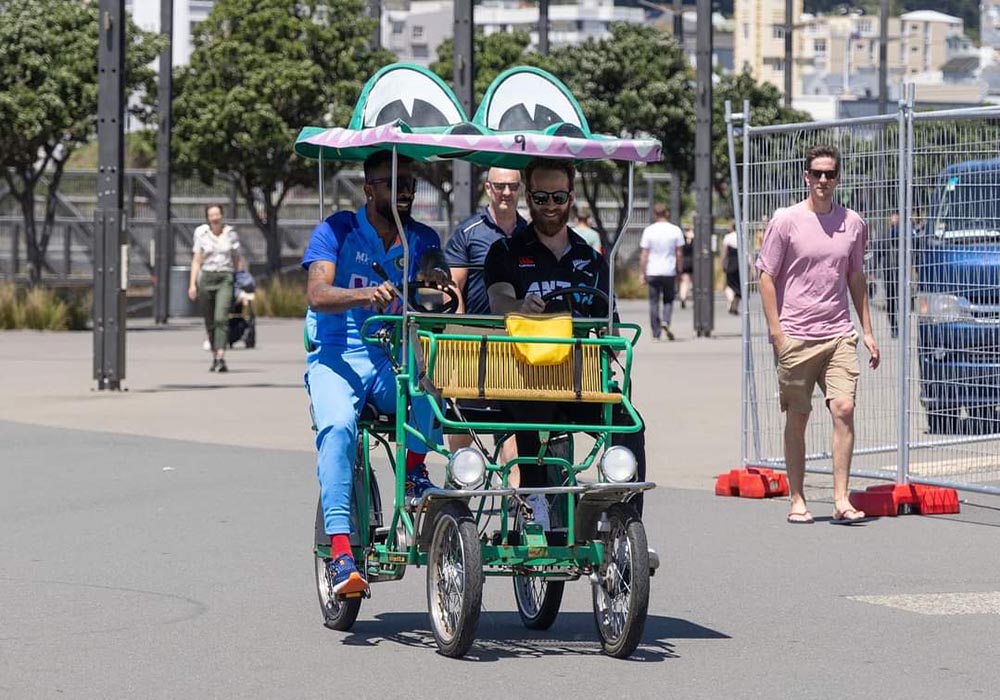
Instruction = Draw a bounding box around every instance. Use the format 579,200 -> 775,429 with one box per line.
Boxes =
775,334 -> 860,414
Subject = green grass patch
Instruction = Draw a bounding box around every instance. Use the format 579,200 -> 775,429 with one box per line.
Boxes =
0,283 -> 91,330
255,274 -> 308,318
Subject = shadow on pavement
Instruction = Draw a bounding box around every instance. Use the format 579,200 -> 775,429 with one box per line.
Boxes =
336,611 -> 729,662
132,382 -> 303,393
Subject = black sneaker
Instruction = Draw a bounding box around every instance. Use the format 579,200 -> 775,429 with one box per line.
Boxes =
216,359 -> 228,373
209,359 -> 219,372
662,323 -> 675,341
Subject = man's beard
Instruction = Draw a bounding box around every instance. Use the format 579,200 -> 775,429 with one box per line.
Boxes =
376,199 -> 412,225
529,202 -> 570,237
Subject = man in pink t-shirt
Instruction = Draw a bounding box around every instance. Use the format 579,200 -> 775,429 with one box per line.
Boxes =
756,144 -> 880,525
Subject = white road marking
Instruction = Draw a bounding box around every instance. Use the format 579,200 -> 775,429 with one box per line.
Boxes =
848,592 -> 1000,615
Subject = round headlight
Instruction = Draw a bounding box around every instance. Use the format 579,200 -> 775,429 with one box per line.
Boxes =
448,447 -> 487,488
600,446 -> 637,483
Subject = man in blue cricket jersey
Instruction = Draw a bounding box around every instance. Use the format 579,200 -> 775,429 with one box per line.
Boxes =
302,151 -> 449,596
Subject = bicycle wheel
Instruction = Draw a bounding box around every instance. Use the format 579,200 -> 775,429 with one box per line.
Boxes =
426,501 -> 483,658
591,502 -> 649,658
315,554 -> 362,631
513,575 -> 564,630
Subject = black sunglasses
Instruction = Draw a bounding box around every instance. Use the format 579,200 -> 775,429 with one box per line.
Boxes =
807,168 -> 839,180
367,176 -> 416,192
528,189 -> 571,205
489,181 -> 521,192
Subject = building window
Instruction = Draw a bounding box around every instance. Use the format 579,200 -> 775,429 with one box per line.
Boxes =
743,23 -> 750,39
772,24 -> 785,39
857,19 -> 872,34
763,56 -> 785,71
814,39 -> 827,55
391,21 -> 404,34
412,25 -> 424,39
412,44 -> 429,58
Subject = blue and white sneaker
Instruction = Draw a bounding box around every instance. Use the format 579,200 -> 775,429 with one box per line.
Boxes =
327,555 -> 368,597
405,465 -> 438,500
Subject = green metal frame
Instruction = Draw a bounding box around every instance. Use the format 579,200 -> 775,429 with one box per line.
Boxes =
312,312 -> 646,579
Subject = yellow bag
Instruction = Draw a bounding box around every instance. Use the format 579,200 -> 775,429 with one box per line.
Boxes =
504,313 -> 573,366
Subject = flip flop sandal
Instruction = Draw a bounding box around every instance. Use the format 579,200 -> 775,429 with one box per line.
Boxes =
786,510 -> 815,524
831,508 -> 872,525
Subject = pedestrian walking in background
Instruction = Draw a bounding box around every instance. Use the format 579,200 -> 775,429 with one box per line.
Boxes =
188,204 -> 243,372
756,144 -> 880,525
572,203 -> 603,254
640,203 -> 685,341
722,222 -> 742,315
678,226 -> 695,308
875,212 -> 900,338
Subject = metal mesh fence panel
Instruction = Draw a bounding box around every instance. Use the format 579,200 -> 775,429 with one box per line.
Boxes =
735,112 -> 904,481
905,109 -> 1000,493
730,100 -> 1000,494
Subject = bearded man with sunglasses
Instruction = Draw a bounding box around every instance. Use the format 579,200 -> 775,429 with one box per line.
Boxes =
756,144 -> 880,526
302,151 -> 449,596
484,157 -> 648,525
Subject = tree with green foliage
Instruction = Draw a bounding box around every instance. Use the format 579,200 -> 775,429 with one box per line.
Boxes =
536,23 -> 695,245
171,0 -> 392,272
713,69 -> 812,215
0,0 -> 161,283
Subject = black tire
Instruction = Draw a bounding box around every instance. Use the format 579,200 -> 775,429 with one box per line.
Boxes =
315,555 -> 362,631
513,576 -> 564,630
426,501 -> 483,658
591,502 -> 650,659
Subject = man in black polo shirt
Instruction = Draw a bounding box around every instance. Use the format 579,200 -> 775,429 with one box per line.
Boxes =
484,157 -> 646,524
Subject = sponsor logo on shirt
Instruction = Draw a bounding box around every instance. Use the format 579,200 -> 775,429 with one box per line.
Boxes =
348,273 -> 371,289
571,258 -> 590,271
355,251 -> 370,264
518,256 -> 535,267
392,256 -> 405,271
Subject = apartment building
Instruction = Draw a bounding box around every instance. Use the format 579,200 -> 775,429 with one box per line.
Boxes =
735,0 -> 979,103
384,0 -> 646,66
733,0 -> 805,97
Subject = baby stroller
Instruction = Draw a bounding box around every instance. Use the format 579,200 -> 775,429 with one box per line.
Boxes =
228,269 -> 257,349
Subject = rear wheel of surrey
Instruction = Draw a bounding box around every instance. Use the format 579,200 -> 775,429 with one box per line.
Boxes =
315,554 -> 362,631
426,501 -> 483,658
513,575 -> 564,630
591,503 -> 649,658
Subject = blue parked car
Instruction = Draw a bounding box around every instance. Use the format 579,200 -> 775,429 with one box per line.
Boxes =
916,158 -> 1000,434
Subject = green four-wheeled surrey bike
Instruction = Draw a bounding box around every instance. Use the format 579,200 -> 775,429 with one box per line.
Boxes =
296,62 -> 664,659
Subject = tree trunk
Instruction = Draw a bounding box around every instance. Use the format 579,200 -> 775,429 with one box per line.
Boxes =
239,178 -> 283,273
16,178 -> 43,284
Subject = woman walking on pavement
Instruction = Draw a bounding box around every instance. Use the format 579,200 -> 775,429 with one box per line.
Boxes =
188,204 -> 243,372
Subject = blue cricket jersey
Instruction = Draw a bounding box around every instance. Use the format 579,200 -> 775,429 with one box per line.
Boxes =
302,205 -> 441,348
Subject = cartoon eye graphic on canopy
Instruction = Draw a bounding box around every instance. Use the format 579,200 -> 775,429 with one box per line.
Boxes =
474,67 -> 591,135
349,63 -> 467,130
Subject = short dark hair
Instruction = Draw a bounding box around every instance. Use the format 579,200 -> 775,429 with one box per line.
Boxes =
653,202 -> 669,219
204,203 -> 224,219
805,144 -> 840,171
524,158 -> 576,192
363,150 -> 414,181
